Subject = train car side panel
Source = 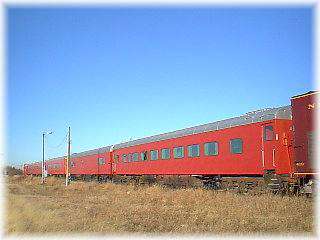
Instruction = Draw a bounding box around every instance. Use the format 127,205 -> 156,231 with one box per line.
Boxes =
113,120 -> 292,176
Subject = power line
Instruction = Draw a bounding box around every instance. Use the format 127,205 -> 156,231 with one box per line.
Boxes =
47,131 -> 68,150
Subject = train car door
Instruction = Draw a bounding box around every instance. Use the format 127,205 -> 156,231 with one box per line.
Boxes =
97,155 -> 100,175
97,155 -> 106,175
261,124 -> 276,170
109,145 -> 115,175
112,154 -> 118,174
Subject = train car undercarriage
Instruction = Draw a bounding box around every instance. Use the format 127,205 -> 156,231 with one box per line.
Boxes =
40,172 -> 317,196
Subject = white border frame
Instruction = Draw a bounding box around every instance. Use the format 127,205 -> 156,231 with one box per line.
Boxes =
1,1 -> 318,239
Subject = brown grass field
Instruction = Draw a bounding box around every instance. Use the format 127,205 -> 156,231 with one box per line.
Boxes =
5,175 -> 315,235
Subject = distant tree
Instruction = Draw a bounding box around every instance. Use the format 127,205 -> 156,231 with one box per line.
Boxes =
4,166 -> 23,176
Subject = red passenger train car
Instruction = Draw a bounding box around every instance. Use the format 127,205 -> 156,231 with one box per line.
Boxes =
45,157 -> 65,176
112,106 -> 292,177
23,161 -> 42,175
23,91 -> 318,192
68,146 -> 112,177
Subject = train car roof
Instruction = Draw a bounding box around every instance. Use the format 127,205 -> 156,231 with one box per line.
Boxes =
291,91 -> 319,100
45,146 -> 112,161
71,146 -> 111,158
46,156 -> 66,162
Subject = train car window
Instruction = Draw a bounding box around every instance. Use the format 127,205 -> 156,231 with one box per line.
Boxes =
230,138 -> 243,154
150,150 -> 158,160
70,161 -> 75,168
204,142 -> 218,156
140,151 -> 148,161
188,144 -> 200,157
132,153 -> 139,162
174,146 -> 184,159
264,125 -> 274,141
161,148 -> 170,159
122,154 -> 127,163
128,153 -> 132,162
98,158 -> 106,165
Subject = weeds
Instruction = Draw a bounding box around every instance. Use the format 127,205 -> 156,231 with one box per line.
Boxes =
5,175 -> 314,234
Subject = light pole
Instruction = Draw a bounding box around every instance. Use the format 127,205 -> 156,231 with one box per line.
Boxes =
42,131 -> 53,184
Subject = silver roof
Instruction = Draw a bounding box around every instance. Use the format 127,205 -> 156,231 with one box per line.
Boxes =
70,146 -> 111,158
113,105 -> 292,150
45,105 -> 291,160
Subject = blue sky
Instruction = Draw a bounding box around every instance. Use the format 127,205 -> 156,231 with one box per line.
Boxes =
7,7 -> 313,165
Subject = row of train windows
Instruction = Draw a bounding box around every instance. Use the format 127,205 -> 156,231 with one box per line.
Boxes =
28,166 -> 40,170
117,138 -> 243,163
48,163 -> 61,169
70,157 -> 106,167
35,139 -> 244,167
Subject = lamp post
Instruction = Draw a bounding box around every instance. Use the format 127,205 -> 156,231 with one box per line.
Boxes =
42,131 -> 53,184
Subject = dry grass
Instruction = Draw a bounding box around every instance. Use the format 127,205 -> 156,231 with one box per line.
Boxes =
5,175 -> 315,235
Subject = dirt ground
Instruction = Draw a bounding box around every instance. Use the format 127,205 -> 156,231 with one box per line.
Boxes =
5,175 -> 315,235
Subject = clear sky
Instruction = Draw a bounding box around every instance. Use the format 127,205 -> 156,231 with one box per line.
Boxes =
7,6 -> 313,165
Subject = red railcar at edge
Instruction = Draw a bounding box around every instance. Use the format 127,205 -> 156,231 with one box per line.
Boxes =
291,91 -> 318,176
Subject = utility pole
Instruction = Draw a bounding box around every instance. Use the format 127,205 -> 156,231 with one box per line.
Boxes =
41,131 -> 53,184
66,126 -> 71,186
41,133 -> 45,184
